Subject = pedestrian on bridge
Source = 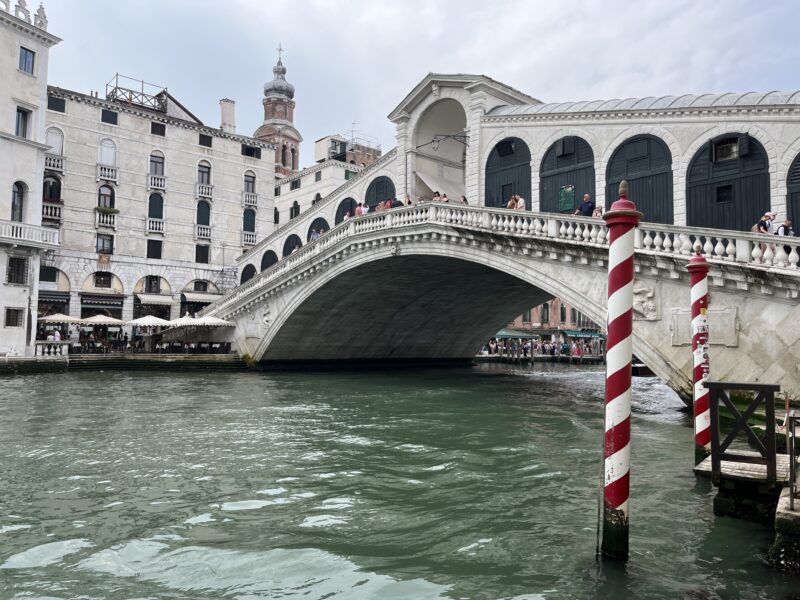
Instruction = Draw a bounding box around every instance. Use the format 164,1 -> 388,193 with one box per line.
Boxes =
574,193 -> 595,217
515,194 -> 526,210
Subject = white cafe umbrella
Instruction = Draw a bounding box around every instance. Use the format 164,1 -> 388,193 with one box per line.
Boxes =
82,314 -> 126,326
168,314 -> 198,328
128,315 -> 171,327
40,313 -> 80,323
192,315 -> 235,327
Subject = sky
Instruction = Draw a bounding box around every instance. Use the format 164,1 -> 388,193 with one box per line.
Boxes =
43,0 -> 800,167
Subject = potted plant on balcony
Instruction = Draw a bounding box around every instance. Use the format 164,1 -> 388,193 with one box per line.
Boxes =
96,206 -> 119,215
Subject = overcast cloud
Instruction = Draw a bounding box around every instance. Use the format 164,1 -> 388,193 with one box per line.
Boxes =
45,0 -> 800,166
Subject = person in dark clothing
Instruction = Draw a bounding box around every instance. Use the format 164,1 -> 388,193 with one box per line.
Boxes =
574,194 -> 595,217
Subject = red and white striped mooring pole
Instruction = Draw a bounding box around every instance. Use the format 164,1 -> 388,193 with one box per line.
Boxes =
601,180 -> 642,561
687,247 -> 711,464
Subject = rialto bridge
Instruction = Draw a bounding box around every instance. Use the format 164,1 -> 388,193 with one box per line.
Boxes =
203,203 -> 800,403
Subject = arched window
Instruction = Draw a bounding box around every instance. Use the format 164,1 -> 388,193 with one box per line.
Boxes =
273,207 -> 280,224
560,303 -> 566,323
196,200 -> 211,226
97,185 -> 114,209
99,139 -> 116,166
335,197 -> 357,224
307,217 -> 330,241
240,264 -> 257,284
197,161 -> 211,184
149,151 -> 165,176
541,302 -> 550,323
243,208 -> 256,232
244,170 -> 256,194
11,182 -> 25,222
290,201 -> 300,219
291,147 -> 297,170
43,176 -> 61,202
281,144 -> 287,167
45,127 -> 64,155
148,193 -> 164,219
365,176 -> 396,211
261,250 -> 278,272
485,137 -> 532,209
312,193 -> 322,206
282,234 -> 302,257
539,136 -> 594,213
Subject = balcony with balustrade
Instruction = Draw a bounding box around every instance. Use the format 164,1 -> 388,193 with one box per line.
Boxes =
147,218 -> 165,234
242,191 -> 259,208
45,153 -> 64,173
148,174 -> 166,191
196,224 -> 211,240
242,231 -> 257,246
196,183 -> 214,200
95,210 -> 117,230
0,219 -> 60,249
41,200 -> 62,227
97,163 -> 119,183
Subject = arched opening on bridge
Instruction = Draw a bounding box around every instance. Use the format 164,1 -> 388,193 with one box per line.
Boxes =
485,137 -> 531,209
261,250 -> 278,272
282,234 -> 302,257
686,134 -> 770,231
240,264 -> 257,284
365,176 -> 396,211
606,134 -> 673,223
412,98 -> 467,202
539,136 -> 594,213
335,197 -> 357,224
307,217 -> 330,240
789,152 -> 800,228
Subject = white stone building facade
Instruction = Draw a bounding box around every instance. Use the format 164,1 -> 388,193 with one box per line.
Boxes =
0,2 -> 59,355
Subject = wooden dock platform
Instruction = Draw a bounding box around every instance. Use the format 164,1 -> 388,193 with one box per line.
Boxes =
694,450 -> 791,486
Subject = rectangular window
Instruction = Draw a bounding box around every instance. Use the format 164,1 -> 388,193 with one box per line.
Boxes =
101,109 -> 118,125
716,184 -> 734,204
197,164 -> 211,184
713,139 -> 739,162
345,170 -> 357,181
94,272 -> 112,288
4,308 -> 24,327
39,266 -> 58,282
18,47 -> 35,74
244,174 -> 256,194
571,308 -> 577,323
199,133 -> 213,148
6,257 -> 29,285
47,95 -> 66,113
151,122 -> 166,136
290,179 -> 301,190
15,107 -> 29,138
146,239 -> 163,259
523,310 -> 532,323
559,304 -> 566,323
274,186 -> 281,197
149,154 -> 165,176
195,244 -> 210,264
145,275 -> 161,294
315,171 -> 322,182
193,280 -> 208,292
96,234 -> 114,254
241,144 -> 261,159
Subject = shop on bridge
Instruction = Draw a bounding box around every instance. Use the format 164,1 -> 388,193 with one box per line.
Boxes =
485,137 -> 531,209
539,136 -> 595,213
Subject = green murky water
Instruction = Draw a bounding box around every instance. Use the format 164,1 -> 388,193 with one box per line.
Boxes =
0,365 -> 796,599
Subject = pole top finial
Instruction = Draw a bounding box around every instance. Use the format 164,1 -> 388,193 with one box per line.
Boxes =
619,180 -> 628,199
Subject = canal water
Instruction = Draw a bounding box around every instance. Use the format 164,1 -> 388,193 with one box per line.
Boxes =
0,365 -> 796,599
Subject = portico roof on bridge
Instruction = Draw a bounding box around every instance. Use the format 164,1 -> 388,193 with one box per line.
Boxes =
486,90 -> 800,117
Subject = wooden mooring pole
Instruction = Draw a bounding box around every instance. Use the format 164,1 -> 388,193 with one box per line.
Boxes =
600,180 -> 642,561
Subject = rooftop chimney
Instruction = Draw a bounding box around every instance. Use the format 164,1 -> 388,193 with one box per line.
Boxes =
220,99 -> 236,134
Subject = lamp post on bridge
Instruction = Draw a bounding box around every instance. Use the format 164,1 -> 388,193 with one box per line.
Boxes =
687,248 -> 711,464
600,180 -> 642,561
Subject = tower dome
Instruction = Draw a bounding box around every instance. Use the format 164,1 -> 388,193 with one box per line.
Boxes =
264,58 -> 295,99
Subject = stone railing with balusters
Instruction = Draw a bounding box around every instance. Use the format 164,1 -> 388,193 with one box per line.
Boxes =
95,210 -> 116,229
42,201 -> 62,222
147,218 -> 164,234
96,164 -> 118,183
242,231 -> 257,245
196,183 -> 214,200
243,192 -> 259,207
34,341 -> 70,357
196,224 -> 211,240
0,218 -> 60,247
148,174 -> 166,191
45,154 -> 64,173
204,203 -> 800,318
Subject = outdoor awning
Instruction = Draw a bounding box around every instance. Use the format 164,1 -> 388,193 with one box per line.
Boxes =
80,293 -> 123,307
136,293 -> 176,306
181,292 -> 223,304
494,328 -> 542,340
415,170 -> 466,200
561,330 -> 604,339
38,291 -> 70,304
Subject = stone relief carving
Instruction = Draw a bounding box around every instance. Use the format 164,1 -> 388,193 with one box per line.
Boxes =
431,83 -> 439,99
262,305 -> 271,328
632,285 -> 659,320
391,244 -> 399,256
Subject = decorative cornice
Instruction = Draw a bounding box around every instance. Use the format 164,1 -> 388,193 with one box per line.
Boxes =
0,9 -> 61,46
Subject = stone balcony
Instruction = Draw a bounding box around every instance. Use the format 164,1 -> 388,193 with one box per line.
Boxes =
42,200 -> 62,224
242,231 -> 257,246
0,218 -> 60,249
45,153 -> 64,173
147,218 -> 164,234
196,224 -> 211,240
97,163 -> 118,183
148,174 -> 166,191
243,192 -> 258,207
95,210 -> 117,230
196,183 -> 214,200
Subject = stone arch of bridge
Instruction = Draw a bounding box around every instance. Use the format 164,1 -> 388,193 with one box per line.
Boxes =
247,240 -> 682,391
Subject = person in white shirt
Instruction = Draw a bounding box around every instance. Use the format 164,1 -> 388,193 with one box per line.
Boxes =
53,329 -> 61,342
362,203 -> 370,215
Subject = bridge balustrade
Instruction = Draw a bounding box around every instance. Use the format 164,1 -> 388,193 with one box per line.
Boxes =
204,203 -> 800,318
